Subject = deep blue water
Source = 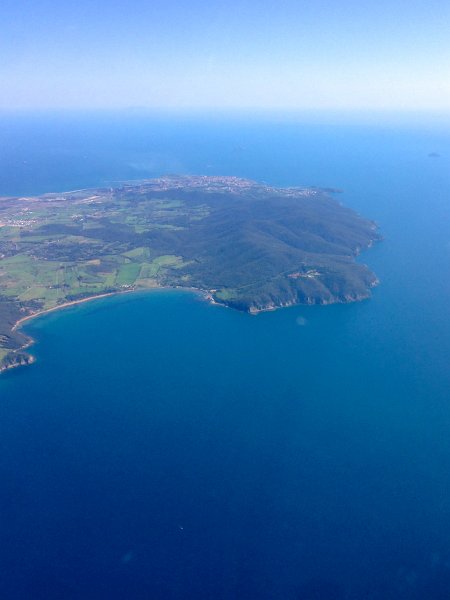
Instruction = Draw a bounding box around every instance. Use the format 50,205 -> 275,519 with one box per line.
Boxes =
1,112 -> 450,599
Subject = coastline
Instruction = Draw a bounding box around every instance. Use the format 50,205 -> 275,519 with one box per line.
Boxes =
12,290 -> 133,333
0,276 -> 379,375
1,286 -> 212,375
1,290 -> 137,375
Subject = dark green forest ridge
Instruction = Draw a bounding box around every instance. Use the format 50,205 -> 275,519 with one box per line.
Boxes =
0,176 -> 380,371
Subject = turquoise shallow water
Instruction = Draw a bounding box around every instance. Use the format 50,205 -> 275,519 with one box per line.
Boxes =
1,113 -> 450,598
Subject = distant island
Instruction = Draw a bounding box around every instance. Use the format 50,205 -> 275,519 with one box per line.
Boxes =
0,176 -> 380,371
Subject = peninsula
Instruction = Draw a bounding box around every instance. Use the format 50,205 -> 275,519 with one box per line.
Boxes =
0,176 -> 380,371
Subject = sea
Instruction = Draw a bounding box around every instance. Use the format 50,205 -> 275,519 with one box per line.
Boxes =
0,111 -> 450,599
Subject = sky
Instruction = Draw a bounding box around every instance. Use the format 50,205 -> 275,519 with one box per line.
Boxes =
1,0 -> 450,111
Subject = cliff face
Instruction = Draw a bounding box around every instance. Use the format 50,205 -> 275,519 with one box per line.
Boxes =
226,286 -> 378,314
245,288 -> 377,314
0,351 -> 35,373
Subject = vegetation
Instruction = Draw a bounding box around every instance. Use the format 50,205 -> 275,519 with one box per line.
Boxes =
0,175 -> 380,370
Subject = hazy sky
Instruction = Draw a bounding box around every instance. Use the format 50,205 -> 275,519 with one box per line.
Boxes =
2,0 -> 450,110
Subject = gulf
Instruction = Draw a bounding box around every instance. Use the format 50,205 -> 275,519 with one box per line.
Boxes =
1,112 -> 450,599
